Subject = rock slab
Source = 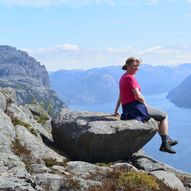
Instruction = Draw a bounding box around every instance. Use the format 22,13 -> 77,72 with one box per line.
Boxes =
52,108 -> 158,162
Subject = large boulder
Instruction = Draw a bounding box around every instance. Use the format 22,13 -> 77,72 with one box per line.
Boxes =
52,108 -> 158,162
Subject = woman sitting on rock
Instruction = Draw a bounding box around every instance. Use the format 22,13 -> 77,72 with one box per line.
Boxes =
114,57 -> 178,154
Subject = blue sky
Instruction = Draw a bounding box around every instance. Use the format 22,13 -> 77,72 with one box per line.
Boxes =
0,0 -> 191,71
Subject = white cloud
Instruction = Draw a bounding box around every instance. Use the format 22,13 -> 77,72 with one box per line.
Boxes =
26,43 -> 191,71
105,46 -> 135,53
138,46 -> 180,55
29,44 -> 79,54
0,0 -> 162,7
55,44 -> 79,51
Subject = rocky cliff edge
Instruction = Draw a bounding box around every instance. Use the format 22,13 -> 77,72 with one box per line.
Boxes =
0,87 -> 190,191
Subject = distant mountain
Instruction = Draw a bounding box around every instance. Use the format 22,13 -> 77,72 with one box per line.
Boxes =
167,74 -> 191,108
136,64 -> 191,94
0,45 -> 66,113
49,63 -> 191,105
49,66 -> 121,105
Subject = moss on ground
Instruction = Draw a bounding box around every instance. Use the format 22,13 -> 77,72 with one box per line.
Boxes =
88,169 -> 178,191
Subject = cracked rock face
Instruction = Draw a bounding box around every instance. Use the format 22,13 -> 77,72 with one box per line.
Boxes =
0,45 -> 66,114
52,108 -> 158,162
0,88 -> 67,191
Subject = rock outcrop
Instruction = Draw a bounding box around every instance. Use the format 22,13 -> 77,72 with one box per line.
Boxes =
0,88 -> 66,190
52,108 -> 158,162
1,87 -> 191,191
132,151 -> 191,191
0,45 -> 66,114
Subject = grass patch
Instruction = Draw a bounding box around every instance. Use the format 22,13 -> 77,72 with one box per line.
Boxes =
119,171 -> 159,189
65,175 -> 82,191
11,138 -> 33,172
12,138 -> 31,157
12,118 -> 31,129
88,169 -> 178,191
43,158 -> 67,168
36,114 -> 49,125
31,99 -> 53,117
96,162 -> 112,167
12,118 -> 38,136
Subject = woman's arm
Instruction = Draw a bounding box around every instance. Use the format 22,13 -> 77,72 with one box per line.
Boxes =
132,88 -> 147,106
114,94 -> 121,116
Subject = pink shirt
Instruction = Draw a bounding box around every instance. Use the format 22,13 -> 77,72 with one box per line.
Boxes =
119,73 -> 141,105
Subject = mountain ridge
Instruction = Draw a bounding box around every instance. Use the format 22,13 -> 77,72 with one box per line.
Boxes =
0,45 -> 66,114
167,74 -> 191,108
49,63 -> 191,105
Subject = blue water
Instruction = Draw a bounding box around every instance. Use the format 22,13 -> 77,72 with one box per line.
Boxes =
69,93 -> 191,173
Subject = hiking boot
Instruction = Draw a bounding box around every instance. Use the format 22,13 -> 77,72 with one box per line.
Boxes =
167,136 -> 178,146
159,143 -> 176,154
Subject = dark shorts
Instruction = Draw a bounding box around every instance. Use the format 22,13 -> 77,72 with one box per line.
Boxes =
121,101 -> 150,122
146,105 -> 167,122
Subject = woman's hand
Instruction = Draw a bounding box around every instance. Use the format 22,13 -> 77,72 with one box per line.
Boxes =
113,111 -> 120,117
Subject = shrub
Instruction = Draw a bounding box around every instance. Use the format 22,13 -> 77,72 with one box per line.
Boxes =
88,169 -> 178,191
118,171 -> 159,190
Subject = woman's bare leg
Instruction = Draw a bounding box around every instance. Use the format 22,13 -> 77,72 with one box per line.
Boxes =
158,115 -> 168,135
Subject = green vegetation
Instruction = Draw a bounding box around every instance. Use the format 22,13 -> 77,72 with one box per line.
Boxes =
88,169 -> 178,191
12,118 -> 31,129
12,118 -> 38,136
31,97 -> 53,117
118,171 -> 159,190
96,162 -> 112,167
39,101 -> 53,117
36,114 -> 49,125
47,103 -> 53,116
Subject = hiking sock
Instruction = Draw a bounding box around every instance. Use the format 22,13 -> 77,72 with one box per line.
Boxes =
160,135 -> 168,145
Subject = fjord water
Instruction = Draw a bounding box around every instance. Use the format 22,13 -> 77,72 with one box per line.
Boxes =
70,93 -> 191,173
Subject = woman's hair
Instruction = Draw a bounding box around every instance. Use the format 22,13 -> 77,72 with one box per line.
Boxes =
122,57 -> 142,70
